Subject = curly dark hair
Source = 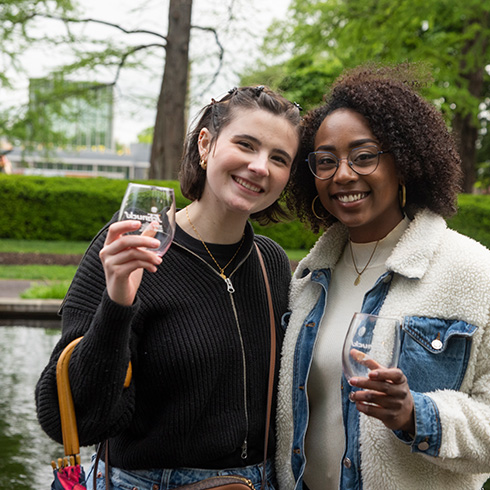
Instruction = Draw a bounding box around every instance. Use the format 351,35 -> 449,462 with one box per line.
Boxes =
286,62 -> 463,233
179,85 -> 302,225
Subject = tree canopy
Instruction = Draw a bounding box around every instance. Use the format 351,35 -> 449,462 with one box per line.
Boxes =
0,0 -> 228,178
243,0 -> 490,192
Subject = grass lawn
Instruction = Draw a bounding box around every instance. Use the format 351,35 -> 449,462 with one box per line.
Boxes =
0,239 -> 309,298
0,265 -> 78,280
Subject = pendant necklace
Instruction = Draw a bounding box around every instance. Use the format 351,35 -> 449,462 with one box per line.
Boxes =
185,206 -> 245,280
349,239 -> 380,286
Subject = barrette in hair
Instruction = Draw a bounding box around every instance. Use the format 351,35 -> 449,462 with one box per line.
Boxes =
293,102 -> 303,111
228,87 -> 238,95
254,85 -> 265,96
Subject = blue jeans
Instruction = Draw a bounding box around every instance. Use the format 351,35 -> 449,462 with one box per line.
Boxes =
85,454 -> 276,490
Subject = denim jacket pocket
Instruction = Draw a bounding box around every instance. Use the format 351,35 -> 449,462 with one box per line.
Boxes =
399,316 -> 478,393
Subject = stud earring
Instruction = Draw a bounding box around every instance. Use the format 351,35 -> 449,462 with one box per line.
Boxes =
200,158 -> 207,170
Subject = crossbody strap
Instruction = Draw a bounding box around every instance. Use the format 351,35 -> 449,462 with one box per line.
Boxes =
254,243 -> 276,489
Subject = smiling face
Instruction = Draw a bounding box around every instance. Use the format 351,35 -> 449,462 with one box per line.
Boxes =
198,108 -> 299,218
314,109 -> 403,242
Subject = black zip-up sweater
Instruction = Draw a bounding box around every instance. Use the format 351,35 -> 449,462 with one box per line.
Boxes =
35,221 -> 290,470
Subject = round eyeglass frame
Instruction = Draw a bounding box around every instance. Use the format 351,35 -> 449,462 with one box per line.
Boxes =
306,146 -> 390,180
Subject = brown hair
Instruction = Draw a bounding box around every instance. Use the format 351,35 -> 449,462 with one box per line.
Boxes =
179,86 -> 302,224
286,63 -> 463,232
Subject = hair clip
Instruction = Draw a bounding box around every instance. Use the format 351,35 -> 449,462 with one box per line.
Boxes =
228,87 -> 238,96
293,102 -> 303,111
254,85 -> 265,97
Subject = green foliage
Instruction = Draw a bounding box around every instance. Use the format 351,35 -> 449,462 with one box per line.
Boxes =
137,127 -> 154,144
3,175 -> 490,252
253,219 -> 319,250
0,265 -> 77,280
0,0 -> 162,146
242,0 -> 490,136
447,194 -> 490,249
0,175 -> 186,241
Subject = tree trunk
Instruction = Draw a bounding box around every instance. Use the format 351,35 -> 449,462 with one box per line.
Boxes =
453,112 -> 478,193
149,0 -> 193,180
453,14 -> 488,193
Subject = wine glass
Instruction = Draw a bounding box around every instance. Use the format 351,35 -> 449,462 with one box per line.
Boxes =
118,183 -> 176,257
342,312 -> 401,381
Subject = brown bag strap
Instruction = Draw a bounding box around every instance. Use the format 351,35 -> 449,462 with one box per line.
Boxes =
255,243 -> 276,489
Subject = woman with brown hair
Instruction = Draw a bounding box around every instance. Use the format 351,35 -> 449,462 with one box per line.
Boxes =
36,86 -> 302,490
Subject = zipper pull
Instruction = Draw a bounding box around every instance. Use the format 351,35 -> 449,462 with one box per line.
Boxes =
241,439 -> 248,459
225,277 -> 235,293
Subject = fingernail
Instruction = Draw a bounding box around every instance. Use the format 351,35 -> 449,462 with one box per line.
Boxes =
151,240 -> 161,248
349,392 -> 355,402
349,378 -> 358,386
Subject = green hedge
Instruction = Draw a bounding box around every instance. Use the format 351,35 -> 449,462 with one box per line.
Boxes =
0,175 -> 186,241
447,194 -> 490,249
2,175 -> 490,250
0,175 -> 320,248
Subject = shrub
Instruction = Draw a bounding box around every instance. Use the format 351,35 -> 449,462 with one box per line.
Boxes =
0,175 -> 186,241
2,175 -> 490,250
447,194 -> 490,249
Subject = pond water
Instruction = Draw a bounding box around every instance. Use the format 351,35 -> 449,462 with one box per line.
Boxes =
0,326 -> 93,489
2,325 -> 490,490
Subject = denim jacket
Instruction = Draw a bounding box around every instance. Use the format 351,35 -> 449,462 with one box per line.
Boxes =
276,210 -> 490,490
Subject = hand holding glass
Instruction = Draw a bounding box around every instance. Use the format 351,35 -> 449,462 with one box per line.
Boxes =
118,183 -> 176,257
342,313 -> 401,381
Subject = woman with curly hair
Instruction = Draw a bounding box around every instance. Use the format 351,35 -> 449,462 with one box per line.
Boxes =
275,63 -> 490,490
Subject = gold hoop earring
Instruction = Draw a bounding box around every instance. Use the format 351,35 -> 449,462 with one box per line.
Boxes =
200,158 -> 207,170
399,183 -> 406,209
312,195 -> 327,220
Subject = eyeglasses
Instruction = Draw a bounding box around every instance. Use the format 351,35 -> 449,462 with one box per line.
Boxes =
307,146 -> 390,180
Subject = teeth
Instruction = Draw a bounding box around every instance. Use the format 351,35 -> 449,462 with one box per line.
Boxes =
235,177 -> 262,192
337,193 -> 367,203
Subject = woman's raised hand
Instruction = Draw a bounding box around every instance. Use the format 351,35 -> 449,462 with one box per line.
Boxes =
99,220 -> 162,306
348,358 -> 415,434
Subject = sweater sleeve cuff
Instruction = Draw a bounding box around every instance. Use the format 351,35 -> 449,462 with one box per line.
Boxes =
90,289 -> 140,348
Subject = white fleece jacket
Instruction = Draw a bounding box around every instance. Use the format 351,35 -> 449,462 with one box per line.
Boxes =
276,210 -> 490,490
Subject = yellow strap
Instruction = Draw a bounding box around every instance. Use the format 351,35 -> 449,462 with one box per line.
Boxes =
56,337 -> 132,457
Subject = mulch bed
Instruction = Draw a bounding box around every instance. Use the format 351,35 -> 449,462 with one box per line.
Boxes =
0,252 -> 83,266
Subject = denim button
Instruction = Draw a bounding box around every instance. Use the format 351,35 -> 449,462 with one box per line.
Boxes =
306,321 -> 316,328
431,338 -> 443,350
343,457 -> 352,468
418,441 -> 430,451
152,485 -> 159,490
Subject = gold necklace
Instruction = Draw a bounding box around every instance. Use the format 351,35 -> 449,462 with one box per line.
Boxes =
185,206 -> 245,279
349,239 -> 380,286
